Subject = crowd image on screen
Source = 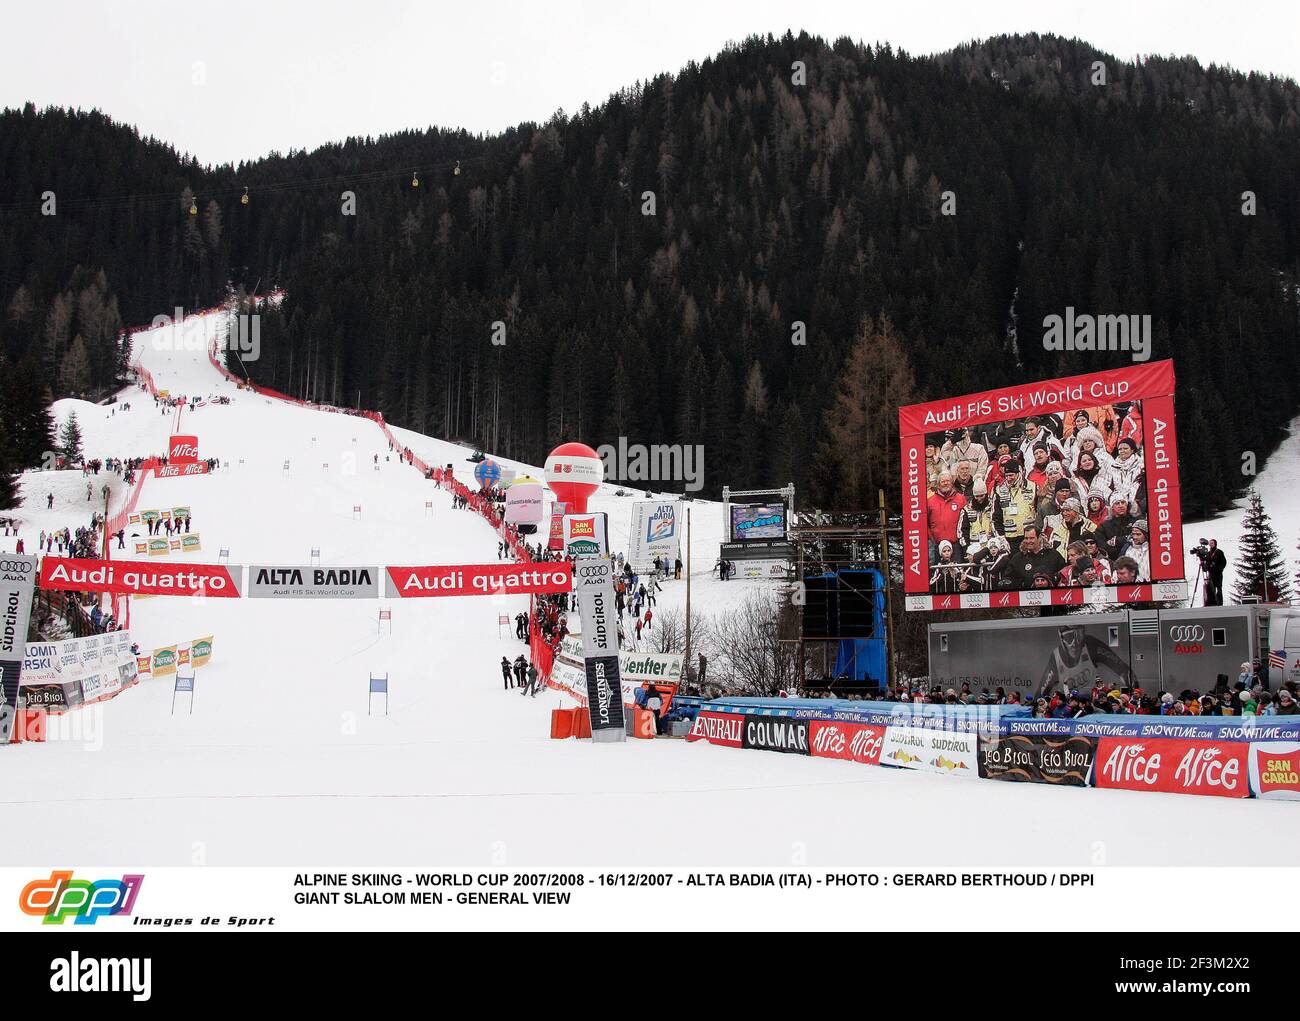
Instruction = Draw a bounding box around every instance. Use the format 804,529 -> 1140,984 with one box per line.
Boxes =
924,403 -> 1148,594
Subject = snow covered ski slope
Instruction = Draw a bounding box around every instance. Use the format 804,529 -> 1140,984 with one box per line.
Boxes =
3,310 -> 1299,867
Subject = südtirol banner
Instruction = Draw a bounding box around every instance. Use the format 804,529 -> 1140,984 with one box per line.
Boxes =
0,555 -> 39,743
898,360 -> 1182,611
573,557 -> 625,743
38,558 -> 243,598
384,563 -> 573,598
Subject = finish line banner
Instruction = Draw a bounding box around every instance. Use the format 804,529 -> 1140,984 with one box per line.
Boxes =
38,558 -> 243,598
384,563 -> 573,597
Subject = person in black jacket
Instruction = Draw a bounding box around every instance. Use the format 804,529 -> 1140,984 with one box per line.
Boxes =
500,656 -> 513,689
1205,539 -> 1227,606
997,527 -> 1066,589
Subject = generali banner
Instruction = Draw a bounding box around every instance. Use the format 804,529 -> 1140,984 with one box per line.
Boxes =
384,563 -> 573,598
39,558 -> 243,598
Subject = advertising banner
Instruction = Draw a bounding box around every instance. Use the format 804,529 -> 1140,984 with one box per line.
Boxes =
809,720 -> 886,765
978,733 -> 1097,786
39,558 -> 242,598
627,501 -> 682,570
151,646 -> 178,678
155,463 -> 210,478
248,565 -> 380,599
1249,743 -> 1300,801
686,711 -> 745,748
562,513 -> 609,558
741,716 -> 810,754
384,563 -> 572,598
898,360 -> 1182,610
573,558 -> 626,742
169,435 -> 200,464
1094,737 -> 1249,798
191,637 -> 214,669
881,726 -> 978,776
728,503 -> 787,543
547,502 -> 569,551
181,534 -> 202,553
0,555 -> 39,743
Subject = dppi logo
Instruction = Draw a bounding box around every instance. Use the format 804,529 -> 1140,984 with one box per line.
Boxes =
19,871 -> 144,925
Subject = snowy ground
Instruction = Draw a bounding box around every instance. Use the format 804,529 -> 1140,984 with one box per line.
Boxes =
2,310 -> 1298,867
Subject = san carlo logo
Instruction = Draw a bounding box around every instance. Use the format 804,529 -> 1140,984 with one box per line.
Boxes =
19,871 -> 144,925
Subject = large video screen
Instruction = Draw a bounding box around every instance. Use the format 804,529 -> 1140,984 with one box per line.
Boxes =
898,360 -> 1184,611
729,503 -> 787,542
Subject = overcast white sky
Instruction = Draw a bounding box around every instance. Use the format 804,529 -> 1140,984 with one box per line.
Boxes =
3,0 -> 1296,166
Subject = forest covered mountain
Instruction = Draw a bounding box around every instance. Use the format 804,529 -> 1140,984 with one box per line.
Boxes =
2,31 -> 1298,515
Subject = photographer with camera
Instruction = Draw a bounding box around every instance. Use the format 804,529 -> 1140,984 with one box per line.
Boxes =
1191,537 -> 1227,605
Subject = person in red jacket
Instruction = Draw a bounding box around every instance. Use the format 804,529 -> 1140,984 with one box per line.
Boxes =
927,471 -> 966,558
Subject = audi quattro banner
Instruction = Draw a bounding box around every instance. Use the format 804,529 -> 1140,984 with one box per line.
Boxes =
898,360 -> 1183,611
248,565 -> 380,599
573,557 -> 626,743
39,559 -> 243,598
384,563 -> 573,597
978,734 -> 1097,786
881,726 -> 978,776
0,555 -> 39,743
1094,737 -> 1249,798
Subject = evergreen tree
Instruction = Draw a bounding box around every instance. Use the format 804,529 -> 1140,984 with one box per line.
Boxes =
58,411 -> 83,466
1232,489 -> 1291,603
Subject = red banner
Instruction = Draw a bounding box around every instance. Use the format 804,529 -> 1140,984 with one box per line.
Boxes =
154,462 -> 210,478
809,721 -> 886,765
39,558 -> 242,598
169,435 -> 199,464
1095,737 -> 1249,798
898,361 -> 1175,435
686,711 -> 745,748
898,359 -> 1182,603
384,563 -> 573,598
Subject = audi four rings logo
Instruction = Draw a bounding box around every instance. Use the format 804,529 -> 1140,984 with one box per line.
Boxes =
1169,625 -> 1205,642
578,565 -> 607,578
0,559 -> 33,574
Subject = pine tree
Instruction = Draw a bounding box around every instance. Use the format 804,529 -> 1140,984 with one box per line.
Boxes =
58,411 -> 83,466
1232,489 -> 1291,603
0,401 -> 17,511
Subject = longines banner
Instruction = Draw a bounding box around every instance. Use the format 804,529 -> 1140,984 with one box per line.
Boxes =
898,359 -> 1183,610
0,555 -> 39,743
574,557 -> 625,743
248,565 -> 380,599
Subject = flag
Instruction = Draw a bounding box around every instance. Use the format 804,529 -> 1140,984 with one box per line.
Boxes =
1269,649 -> 1286,670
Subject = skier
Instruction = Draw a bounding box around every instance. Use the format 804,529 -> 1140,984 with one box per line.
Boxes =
513,654 -> 527,688
501,656 -> 513,689
526,661 -> 540,696
47,493 -> 54,510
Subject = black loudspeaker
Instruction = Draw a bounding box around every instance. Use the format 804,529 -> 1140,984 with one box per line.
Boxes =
801,574 -> 837,639
837,570 -> 879,639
